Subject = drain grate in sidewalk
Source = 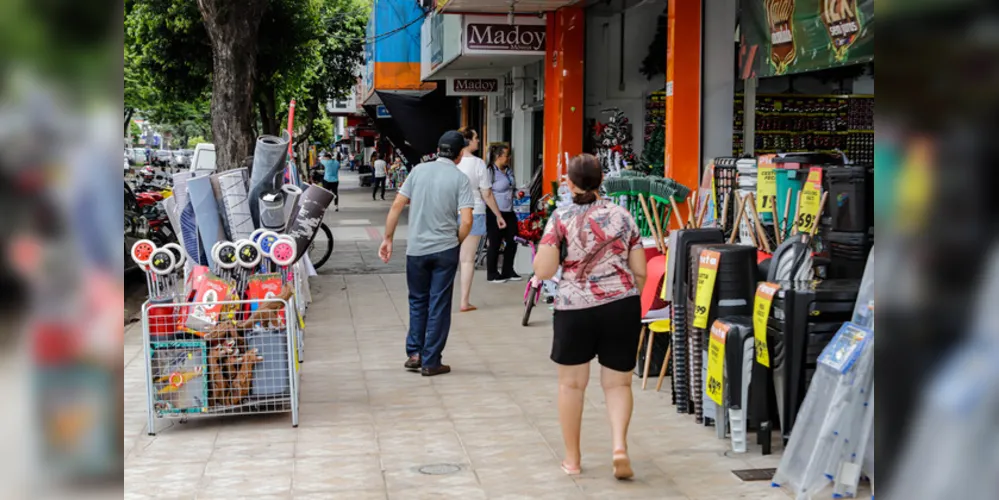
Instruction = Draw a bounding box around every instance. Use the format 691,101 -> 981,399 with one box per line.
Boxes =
731,468 -> 776,482
417,464 -> 462,475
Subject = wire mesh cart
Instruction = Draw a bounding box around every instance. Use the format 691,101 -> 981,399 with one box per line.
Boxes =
141,297 -> 301,435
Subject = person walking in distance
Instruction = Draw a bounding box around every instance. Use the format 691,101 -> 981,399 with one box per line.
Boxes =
455,127 -> 506,312
372,152 -> 388,200
485,144 -> 521,282
379,131 -> 474,376
320,152 -> 341,212
532,153 -> 648,479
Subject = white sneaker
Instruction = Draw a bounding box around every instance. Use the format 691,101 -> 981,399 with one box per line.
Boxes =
487,277 -> 507,284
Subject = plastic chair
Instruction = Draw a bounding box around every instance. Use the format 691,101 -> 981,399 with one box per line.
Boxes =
638,319 -> 673,391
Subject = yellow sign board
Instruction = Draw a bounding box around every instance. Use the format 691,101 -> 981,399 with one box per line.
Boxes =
706,321 -> 729,406
754,282 -> 780,367
757,155 -> 777,214
693,250 -> 721,329
795,167 -> 824,234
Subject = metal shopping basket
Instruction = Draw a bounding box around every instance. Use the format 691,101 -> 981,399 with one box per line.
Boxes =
141,297 -> 301,435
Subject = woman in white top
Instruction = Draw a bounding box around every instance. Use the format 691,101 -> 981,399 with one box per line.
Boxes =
455,127 -> 505,312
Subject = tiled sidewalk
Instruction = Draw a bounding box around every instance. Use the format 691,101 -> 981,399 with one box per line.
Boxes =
123,272 -> 791,499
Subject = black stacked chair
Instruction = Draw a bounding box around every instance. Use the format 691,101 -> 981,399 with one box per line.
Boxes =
752,279 -> 860,454
669,229 -> 724,414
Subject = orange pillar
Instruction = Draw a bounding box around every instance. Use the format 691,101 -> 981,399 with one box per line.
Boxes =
543,7 -> 585,192
664,0 -> 702,228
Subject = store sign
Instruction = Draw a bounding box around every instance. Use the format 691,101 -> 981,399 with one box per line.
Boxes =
375,106 -> 391,119
446,77 -> 502,96
464,16 -> 546,54
741,0 -> 873,78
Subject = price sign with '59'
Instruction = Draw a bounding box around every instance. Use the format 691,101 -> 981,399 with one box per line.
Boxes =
693,250 -> 721,329
795,167 -> 824,234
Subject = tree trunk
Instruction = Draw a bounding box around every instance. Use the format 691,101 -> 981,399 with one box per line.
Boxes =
293,101 -> 317,148
257,85 -> 279,136
197,0 -> 268,171
124,108 -> 134,136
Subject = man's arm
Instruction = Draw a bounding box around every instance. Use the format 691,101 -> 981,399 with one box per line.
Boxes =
379,193 -> 409,262
457,207 -> 473,244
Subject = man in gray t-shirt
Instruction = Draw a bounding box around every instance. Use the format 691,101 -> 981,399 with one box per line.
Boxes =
379,131 -> 474,376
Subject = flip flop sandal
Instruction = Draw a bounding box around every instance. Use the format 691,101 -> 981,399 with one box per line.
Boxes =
561,461 -> 581,476
460,305 -> 478,312
612,452 -> 634,480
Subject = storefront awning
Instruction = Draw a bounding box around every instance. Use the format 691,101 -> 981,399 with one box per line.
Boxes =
369,87 -> 461,164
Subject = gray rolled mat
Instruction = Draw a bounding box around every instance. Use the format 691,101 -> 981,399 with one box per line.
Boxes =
248,133 -> 290,228
211,168 -> 253,241
284,184 -> 334,264
281,184 -> 302,228
188,175 -> 226,269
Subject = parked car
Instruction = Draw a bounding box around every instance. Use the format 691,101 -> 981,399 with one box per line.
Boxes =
126,148 -> 145,166
190,143 -> 216,174
152,150 -> 173,167
174,149 -> 193,167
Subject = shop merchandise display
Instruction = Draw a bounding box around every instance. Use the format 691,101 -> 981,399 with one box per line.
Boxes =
733,94 -> 874,163
592,108 -> 637,173
137,112 -> 330,434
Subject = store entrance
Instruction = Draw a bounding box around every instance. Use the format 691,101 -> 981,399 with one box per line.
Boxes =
531,109 -> 544,175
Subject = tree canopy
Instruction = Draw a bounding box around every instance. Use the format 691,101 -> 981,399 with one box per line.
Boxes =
125,0 -> 366,167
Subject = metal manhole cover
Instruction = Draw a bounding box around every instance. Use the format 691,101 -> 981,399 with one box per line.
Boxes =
417,463 -> 462,475
731,468 -> 776,482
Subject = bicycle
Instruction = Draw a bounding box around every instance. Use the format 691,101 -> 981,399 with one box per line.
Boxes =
518,237 -> 560,327
308,221 -> 334,269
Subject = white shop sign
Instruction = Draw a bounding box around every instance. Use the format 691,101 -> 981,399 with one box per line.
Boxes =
446,77 -> 502,96
463,15 -> 546,55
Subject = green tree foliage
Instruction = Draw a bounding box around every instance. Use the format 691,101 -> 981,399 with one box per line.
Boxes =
640,124 -> 665,177
125,0 -> 366,168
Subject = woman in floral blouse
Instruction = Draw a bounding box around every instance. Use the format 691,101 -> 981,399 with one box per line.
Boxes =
533,153 -> 648,479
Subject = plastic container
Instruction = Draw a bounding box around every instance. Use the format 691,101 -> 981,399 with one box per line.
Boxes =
245,329 -> 290,397
824,166 -> 873,232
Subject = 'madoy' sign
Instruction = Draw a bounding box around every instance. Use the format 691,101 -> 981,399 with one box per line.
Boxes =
465,22 -> 546,53
447,77 -> 501,96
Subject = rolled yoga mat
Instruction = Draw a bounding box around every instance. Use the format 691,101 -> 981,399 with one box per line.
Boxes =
248,133 -> 291,229
188,175 -> 226,270
212,168 -> 253,241
283,184 -> 334,264
281,184 -> 303,229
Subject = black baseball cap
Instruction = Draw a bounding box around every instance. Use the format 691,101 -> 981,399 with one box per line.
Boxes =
438,131 -> 465,158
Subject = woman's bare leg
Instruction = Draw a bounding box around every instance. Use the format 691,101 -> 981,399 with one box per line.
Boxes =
458,234 -> 480,310
558,363 -> 590,470
601,365 -> 634,478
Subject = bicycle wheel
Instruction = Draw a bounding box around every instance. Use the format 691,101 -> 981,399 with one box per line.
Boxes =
522,285 -> 539,327
308,222 -> 334,269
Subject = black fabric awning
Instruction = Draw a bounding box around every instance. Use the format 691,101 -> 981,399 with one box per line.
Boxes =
375,87 -> 460,162
362,104 -> 418,165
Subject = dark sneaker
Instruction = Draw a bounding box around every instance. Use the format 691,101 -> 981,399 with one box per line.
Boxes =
487,277 -> 507,284
421,364 -> 451,377
503,273 -> 523,282
404,355 -> 421,370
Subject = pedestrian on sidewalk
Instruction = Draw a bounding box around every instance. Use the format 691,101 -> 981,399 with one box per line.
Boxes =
372,152 -> 388,200
532,153 -> 648,480
379,131 -> 474,377
455,127 -> 506,312
485,144 -> 521,282
321,152 -> 340,212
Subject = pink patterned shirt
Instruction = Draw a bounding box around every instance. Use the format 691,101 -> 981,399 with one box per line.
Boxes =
540,200 -> 642,311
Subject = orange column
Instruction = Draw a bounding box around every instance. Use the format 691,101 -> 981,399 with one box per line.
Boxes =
664,0 -> 702,228
543,7 -> 585,192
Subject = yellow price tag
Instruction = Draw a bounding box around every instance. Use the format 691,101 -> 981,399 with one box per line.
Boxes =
795,167 -> 824,234
706,321 -> 728,405
693,250 -> 721,329
754,282 -> 780,367
756,155 -> 777,214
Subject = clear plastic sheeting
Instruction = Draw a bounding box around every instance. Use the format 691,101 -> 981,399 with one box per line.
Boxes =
852,249 -> 875,329
772,322 -> 874,499
883,247 -> 999,500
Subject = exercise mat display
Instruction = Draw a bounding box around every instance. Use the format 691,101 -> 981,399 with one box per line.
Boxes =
188,174 -> 226,269
281,184 -> 303,228
284,184 -> 334,263
248,133 -> 291,228
212,168 -> 253,241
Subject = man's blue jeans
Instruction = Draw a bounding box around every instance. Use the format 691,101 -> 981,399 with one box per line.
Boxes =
406,246 -> 460,368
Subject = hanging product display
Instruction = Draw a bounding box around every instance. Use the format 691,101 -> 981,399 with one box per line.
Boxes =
592,108 -> 637,173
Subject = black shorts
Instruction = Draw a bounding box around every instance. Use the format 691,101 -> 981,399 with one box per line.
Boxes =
551,296 -> 642,372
